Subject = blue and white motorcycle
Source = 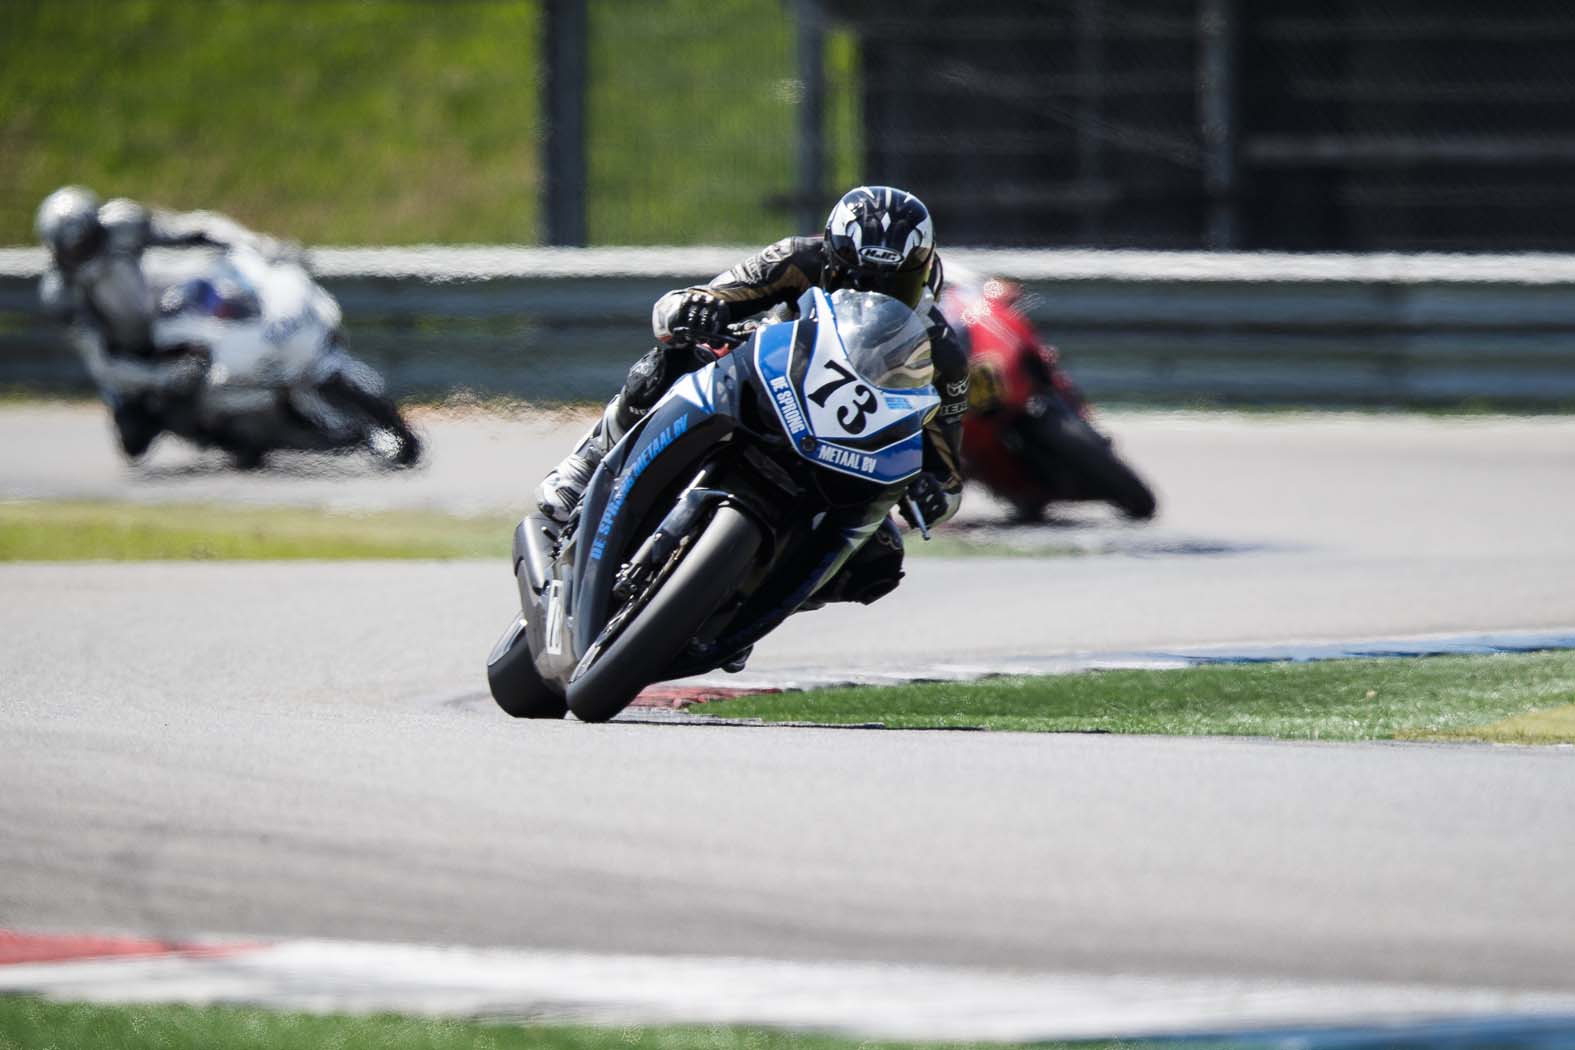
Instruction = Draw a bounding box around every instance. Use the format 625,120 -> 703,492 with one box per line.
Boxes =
144,244 -> 421,468
487,287 -> 940,723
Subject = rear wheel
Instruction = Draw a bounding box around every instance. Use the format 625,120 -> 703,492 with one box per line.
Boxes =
567,505 -> 762,723
1022,410 -> 1157,520
487,617 -> 568,719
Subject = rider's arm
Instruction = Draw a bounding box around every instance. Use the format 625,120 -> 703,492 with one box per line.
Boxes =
38,266 -> 75,322
144,204 -> 263,251
67,321 -> 205,395
652,236 -> 820,343
39,267 -> 168,391
96,196 -> 272,257
134,199 -> 302,264
917,302 -> 969,526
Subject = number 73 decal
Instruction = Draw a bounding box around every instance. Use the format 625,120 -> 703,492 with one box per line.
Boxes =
806,358 -> 878,434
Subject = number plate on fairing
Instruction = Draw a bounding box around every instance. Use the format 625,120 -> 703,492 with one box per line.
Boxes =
753,291 -> 939,486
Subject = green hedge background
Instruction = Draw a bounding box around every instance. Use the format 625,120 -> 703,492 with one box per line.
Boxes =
0,0 -> 860,245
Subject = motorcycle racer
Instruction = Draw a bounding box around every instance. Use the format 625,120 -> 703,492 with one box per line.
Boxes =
939,264 -> 1155,521
34,185 -> 300,457
535,185 -> 968,607
938,265 -> 1091,419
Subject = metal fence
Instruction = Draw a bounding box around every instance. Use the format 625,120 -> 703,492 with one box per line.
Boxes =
821,0 -> 1575,251
6,246 -> 1575,406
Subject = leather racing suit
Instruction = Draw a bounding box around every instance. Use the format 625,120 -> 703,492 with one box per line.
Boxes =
39,199 -> 287,455
634,235 -> 970,605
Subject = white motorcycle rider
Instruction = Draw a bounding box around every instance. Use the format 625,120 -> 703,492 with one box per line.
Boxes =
36,186 -> 420,468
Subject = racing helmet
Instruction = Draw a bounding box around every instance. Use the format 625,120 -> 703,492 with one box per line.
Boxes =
822,185 -> 935,310
35,186 -> 105,269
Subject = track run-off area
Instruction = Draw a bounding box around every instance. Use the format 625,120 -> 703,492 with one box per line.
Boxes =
3,403 -> 1575,1040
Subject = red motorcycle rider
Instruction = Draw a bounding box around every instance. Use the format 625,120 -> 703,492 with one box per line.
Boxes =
941,269 -> 1157,521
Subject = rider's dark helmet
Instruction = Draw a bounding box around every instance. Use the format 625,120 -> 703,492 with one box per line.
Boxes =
35,186 -> 106,270
822,185 -> 935,310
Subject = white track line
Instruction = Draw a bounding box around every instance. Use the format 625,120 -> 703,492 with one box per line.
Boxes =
3,938 -> 1575,1042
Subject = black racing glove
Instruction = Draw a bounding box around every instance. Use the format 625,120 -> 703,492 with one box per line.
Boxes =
899,471 -> 951,530
669,291 -> 729,345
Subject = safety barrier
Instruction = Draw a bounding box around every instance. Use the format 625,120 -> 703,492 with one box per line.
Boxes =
4,246 -> 1575,405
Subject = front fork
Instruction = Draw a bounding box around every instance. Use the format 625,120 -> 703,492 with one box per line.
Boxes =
612,484 -> 731,602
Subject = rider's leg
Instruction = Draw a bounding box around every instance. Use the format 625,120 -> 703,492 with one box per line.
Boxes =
111,395 -> 162,460
721,517 -> 904,674
812,516 -> 907,606
535,394 -> 629,522
536,343 -> 713,522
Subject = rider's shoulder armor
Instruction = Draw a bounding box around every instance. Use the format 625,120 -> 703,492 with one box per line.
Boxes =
98,198 -> 152,256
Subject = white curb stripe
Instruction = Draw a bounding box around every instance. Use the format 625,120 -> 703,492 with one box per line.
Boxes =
3,938 -> 1575,1042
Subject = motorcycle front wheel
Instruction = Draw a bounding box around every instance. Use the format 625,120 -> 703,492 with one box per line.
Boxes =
316,373 -> 423,467
1021,410 -> 1158,520
567,505 -> 762,724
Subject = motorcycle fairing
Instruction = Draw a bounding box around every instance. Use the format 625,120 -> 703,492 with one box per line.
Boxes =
543,305 -> 930,691
754,289 -> 938,486
570,365 -> 737,662
151,247 -> 334,391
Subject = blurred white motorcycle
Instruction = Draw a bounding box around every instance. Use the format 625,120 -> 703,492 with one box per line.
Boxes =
146,244 -> 420,468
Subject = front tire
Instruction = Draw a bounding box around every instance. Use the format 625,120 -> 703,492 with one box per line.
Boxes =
316,373 -> 422,468
1022,411 -> 1157,520
487,616 -> 568,719
567,505 -> 762,724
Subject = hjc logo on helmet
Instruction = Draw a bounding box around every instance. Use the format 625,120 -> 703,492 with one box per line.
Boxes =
857,245 -> 905,267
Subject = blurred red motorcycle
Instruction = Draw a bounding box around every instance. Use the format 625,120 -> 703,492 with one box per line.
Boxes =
942,275 -> 1157,522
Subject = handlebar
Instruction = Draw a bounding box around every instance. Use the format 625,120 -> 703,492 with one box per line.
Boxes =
669,320 -> 759,351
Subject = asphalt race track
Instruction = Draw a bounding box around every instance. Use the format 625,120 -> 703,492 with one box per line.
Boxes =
3,404 -> 1575,1035
5,403 -> 1575,674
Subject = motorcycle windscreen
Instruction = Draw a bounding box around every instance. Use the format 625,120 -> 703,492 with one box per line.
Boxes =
755,287 -> 939,486
156,276 -> 261,321
821,288 -> 934,390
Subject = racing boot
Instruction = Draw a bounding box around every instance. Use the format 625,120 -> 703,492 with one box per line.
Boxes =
535,395 -> 629,525
111,399 -> 163,460
803,518 -> 906,609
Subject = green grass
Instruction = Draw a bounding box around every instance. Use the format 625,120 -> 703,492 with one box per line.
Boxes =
1,1 -> 543,244
587,0 -> 795,245
694,651 -> 1575,742
0,498 -> 1073,563
585,2 -> 865,244
1408,701 -> 1575,744
0,998 -> 1183,1050
0,501 -> 514,561
1,0 -> 857,246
